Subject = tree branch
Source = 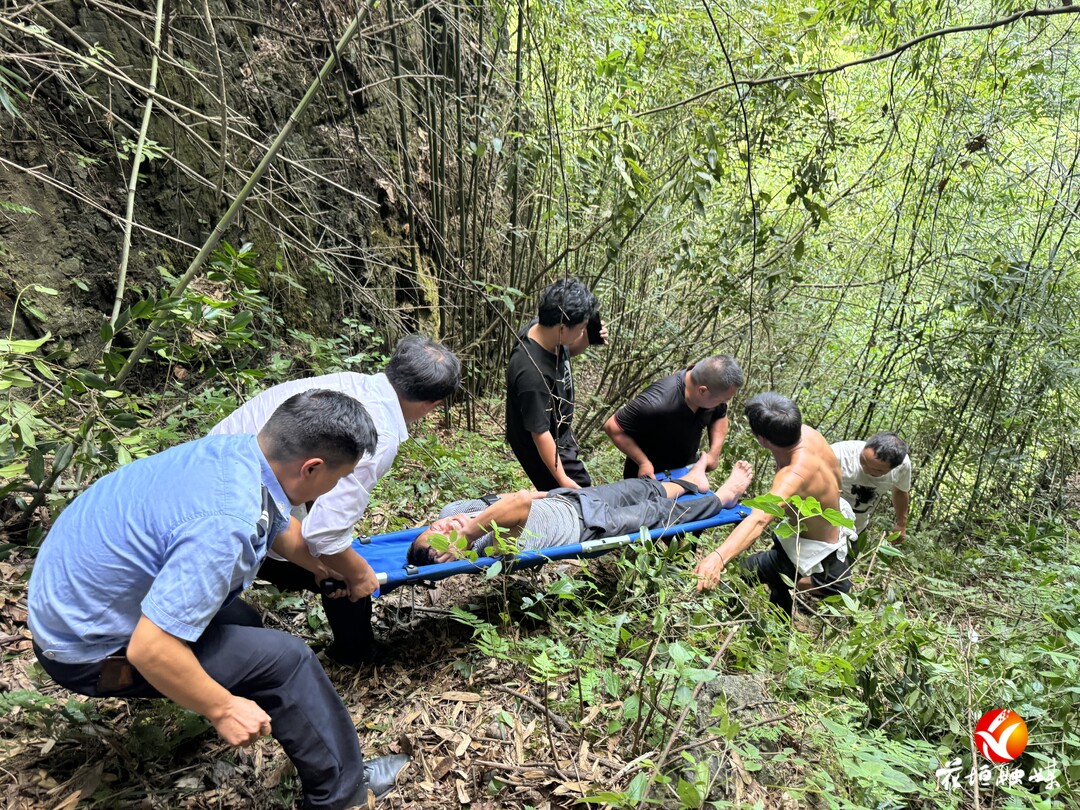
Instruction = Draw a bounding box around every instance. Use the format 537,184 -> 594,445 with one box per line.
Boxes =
616,5 -> 1080,123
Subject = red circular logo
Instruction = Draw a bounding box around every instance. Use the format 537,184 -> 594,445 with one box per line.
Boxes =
974,709 -> 1028,762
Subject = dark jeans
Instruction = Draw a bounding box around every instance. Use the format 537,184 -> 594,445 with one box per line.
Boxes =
258,557 -> 375,662
34,600 -> 364,810
741,537 -> 852,619
551,477 -> 723,541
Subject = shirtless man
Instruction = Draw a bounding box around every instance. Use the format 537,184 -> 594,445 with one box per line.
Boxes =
408,454 -> 754,565
694,393 -> 855,617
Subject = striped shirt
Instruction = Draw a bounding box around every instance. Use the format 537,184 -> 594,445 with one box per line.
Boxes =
438,496 -> 581,553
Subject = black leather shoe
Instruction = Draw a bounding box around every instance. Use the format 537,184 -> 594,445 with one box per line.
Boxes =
359,754 -> 410,801
325,639 -> 396,668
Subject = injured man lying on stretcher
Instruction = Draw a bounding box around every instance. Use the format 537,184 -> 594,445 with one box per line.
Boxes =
407,454 -> 754,566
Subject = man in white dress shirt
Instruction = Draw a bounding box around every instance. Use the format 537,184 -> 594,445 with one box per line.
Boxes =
211,336 -> 461,664
831,432 -> 912,546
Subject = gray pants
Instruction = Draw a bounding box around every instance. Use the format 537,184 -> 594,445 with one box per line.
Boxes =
549,477 -> 724,541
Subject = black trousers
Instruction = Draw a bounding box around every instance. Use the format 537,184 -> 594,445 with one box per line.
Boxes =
509,428 -> 592,490
34,600 -> 364,810
258,557 -> 375,661
741,537 -> 852,619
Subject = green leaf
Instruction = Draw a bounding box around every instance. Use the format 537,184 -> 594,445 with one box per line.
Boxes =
17,420 -> 35,449
742,493 -> 786,517
0,370 -> 34,389
676,778 -> 701,807
74,371 -> 111,391
427,534 -> 450,553
684,667 -> 719,683
110,413 -> 139,429
579,793 -> 627,804
31,358 -> 56,380
130,299 -> 155,319
0,198 -> 34,215
52,443 -> 75,476
0,332 -> 51,354
821,508 -> 854,528
625,772 -> 650,802
0,462 -> 24,478
793,496 -> 822,517
27,449 -> 45,486
228,311 -> 253,331
773,521 -> 796,540
485,559 -> 504,579
667,640 -> 693,666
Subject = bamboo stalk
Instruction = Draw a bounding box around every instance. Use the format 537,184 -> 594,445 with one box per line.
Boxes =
105,0 -> 166,349
200,0 -> 229,197
113,0 -> 378,387
385,0 -> 420,290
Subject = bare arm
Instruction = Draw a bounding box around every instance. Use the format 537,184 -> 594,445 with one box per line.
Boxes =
317,548 -> 379,600
891,488 -> 910,540
694,468 -> 804,592
421,491 -> 547,563
434,491 -> 545,544
694,509 -> 775,591
270,518 -> 325,576
127,616 -> 270,746
271,518 -> 377,601
603,415 -> 655,478
531,430 -> 580,488
704,416 -> 730,472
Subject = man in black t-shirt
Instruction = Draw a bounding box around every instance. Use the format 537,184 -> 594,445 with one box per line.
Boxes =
604,355 -> 744,479
506,278 -> 599,490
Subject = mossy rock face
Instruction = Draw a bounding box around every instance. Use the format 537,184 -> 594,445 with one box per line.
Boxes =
0,148 -> 118,361
1,0 -> 452,354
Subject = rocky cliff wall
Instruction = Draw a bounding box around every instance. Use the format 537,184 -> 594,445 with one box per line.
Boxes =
0,0 -> 461,359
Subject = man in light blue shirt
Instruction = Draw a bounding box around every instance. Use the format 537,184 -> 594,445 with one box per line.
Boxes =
29,390 -> 407,809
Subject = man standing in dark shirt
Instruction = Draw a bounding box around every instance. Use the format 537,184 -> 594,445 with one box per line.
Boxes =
506,278 -> 599,489
604,355 -> 744,479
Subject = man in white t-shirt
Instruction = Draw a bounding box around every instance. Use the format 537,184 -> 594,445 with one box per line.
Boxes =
211,336 -> 461,665
831,432 -> 912,544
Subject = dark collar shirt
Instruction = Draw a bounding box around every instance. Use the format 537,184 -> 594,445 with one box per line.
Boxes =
612,368 -> 727,474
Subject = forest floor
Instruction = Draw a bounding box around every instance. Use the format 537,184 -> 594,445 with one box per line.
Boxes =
2,538 -> 785,810
1,424 -> 1077,809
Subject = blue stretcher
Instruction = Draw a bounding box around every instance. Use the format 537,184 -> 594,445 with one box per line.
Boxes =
351,491 -> 750,597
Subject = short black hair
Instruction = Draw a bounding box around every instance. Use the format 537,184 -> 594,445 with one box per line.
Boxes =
384,336 -> 462,402
407,535 -> 439,567
260,389 -> 378,467
745,393 -> 802,448
536,278 -> 599,327
866,432 -> 908,468
690,355 -> 744,392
